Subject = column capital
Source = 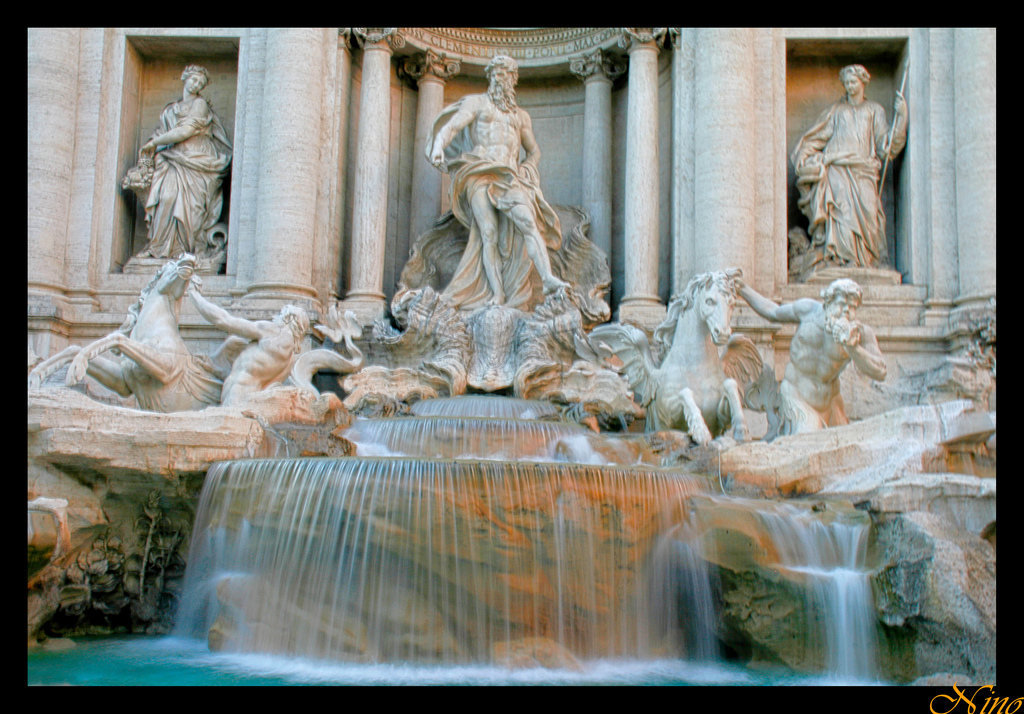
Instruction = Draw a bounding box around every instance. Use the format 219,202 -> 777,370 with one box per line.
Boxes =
618,28 -> 667,53
338,28 -> 352,50
352,27 -> 406,52
401,49 -> 461,85
569,48 -> 627,83
666,28 -> 686,48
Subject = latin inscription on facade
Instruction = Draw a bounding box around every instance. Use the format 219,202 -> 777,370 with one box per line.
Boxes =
402,28 -> 620,62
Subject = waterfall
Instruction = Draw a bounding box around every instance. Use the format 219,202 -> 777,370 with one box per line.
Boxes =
685,497 -> 879,680
754,502 -> 878,680
175,396 -> 880,676
176,456 -> 705,664
343,416 -> 591,461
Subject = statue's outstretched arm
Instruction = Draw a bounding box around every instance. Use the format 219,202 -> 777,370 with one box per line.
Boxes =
188,287 -> 265,341
736,280 -> 800,323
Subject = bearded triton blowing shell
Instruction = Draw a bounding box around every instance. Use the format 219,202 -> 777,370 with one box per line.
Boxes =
735,276 -> 887,435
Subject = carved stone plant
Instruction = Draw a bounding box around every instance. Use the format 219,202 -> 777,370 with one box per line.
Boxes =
48,492 -> 187,636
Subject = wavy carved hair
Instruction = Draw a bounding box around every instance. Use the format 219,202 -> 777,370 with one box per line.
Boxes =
652,267 -> 742,358
839,64 -> 871,87
181,64 -> 210,90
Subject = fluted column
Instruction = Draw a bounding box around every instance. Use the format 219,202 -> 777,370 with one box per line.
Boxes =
668,28 -> 695,297
570,48 -> 625,261
953,28 -> 996,308
249,28 -> 325,300
617,28 -> 666,326
692,28 -> 757,280
28,28 -> 80,296
404,50 -> 460,242
346,28 -> 404,323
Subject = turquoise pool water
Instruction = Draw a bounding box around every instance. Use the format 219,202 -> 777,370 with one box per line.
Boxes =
27,636 -> 884,686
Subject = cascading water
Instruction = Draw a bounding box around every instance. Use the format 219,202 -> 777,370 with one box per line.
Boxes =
753,501 -> 878,679
680,495 -> 879,681
175,457 -> 705,663
174,396 -> 882,679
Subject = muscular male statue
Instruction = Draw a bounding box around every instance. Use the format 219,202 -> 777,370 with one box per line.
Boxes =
427,55 -> 568,312
188,287 -> 310,407
735,277 -> 887,434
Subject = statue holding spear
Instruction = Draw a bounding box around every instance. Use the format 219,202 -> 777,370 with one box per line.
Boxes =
792,63 -> 909,269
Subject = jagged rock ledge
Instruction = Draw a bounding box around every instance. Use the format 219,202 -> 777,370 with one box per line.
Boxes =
27,386 -> 354,641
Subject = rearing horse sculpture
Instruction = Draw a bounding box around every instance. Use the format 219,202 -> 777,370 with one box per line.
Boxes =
588,268 -> 762,445
28,254 -> 224,412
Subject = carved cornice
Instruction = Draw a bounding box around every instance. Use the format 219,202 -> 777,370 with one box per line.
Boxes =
398,28 -> 622,70
401,49 -> 461,84
618,28 -> 668,52
569,48 -> 627,83
352,28 -> 406,51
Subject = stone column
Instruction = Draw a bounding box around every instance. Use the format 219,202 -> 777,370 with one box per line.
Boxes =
346,28 -> 404,323
249,28 -> 325,302
953,28 -> 996,308
28,28 -> 80,296
617,28 -> 667,326
403,50 -> 460,242
570,48 -> 625,261
692,28 -> 757,281
668,28 -> 695,297
322,29 -> 353,302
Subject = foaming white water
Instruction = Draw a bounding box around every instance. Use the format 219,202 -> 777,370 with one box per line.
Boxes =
184,651 -> 757,686
351,440 -> 408,457
30,636 -> 881,685
552,434 -> 609,465
341,416 -> 589,461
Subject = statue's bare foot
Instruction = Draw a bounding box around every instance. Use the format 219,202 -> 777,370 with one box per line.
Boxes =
486,292 -> 506,307
542,276 -> 569,294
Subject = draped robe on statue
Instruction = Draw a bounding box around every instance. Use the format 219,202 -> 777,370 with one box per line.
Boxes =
791,98 -> 904,268
429,98 -> 562,312
140,97 -> 232,259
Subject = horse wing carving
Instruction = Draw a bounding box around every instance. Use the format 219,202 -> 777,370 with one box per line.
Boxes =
587,323 -> 659,408
722,334 -> 763,391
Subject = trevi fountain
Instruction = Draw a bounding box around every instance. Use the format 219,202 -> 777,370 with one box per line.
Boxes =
28,28 -> 995,689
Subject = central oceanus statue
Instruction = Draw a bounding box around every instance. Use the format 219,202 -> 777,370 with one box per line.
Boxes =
28,254 -> 224,412
588,268 -> 763,445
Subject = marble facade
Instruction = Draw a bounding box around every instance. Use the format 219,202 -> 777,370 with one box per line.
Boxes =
28,28 -> 996,421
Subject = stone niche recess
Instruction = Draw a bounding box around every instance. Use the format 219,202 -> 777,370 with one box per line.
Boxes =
785,37 -> 909,282
114,36 -> 239,273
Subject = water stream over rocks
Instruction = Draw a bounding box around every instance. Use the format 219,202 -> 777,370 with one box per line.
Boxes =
173,396 -> 881,676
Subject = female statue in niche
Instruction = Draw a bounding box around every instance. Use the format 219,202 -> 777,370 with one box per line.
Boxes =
127,64 -> 232,265
791,64 -> 908,270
